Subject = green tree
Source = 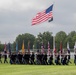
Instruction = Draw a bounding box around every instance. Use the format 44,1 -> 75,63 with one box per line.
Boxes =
35,31 -> 53,49
66,31 -> 76,49
13,33 -> 35,51
55,31 -> 67,50
0,44 -> 4,52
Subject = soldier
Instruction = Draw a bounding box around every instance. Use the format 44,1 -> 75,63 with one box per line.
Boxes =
26,53 -> 30,64
23,52 -> 30,64
57,53 -> 61,65
67,50 -> 72,64
55,53 -> 57,65
63,54 -> 68,65
19,52 -> 23,64
10,52 -> 16,64
42,53 -> 47,65
61,54 -> 64,65
22,53 -> 26,64
0,52 -> 2,63
10,53 -> 14,64
4,51 -> 8,63
35,52 -> 41,65
30,52 -> 35,64
55,53 -> 61,65
48,53 -> 54,65
17,52 -> 23,64
74,50 -> 76,65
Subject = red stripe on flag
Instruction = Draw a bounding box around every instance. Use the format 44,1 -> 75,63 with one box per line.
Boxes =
32,11 -> 53,25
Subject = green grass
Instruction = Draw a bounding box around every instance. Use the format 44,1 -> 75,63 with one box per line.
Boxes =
0,63 -> 76,75
0,58 -> 76,75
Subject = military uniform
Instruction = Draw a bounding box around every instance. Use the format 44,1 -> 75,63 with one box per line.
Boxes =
74,53 -> 76,65
4,51 -> 8,63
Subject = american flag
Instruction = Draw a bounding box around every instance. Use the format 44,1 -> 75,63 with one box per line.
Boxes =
32,4 -> 53,25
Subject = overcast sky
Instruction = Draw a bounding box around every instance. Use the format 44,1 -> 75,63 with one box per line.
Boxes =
0,0 -> 76,44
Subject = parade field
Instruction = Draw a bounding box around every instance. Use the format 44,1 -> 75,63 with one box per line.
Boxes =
0,63 -> 76,75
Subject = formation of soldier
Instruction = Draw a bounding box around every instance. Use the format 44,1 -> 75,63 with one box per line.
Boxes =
0,50 -> 76,65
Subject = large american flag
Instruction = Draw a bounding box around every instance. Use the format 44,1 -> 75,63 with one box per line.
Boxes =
32,4 -> 53,25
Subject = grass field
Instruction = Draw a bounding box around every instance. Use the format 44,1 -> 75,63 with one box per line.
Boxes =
0,62 -> 76,75
0,58 -> 76,75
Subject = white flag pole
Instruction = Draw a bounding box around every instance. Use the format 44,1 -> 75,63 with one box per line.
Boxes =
53,36 -> 55,59
74,41 -> 76,52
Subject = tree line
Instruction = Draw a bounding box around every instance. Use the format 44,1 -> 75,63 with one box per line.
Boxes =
0,31 -> 76,52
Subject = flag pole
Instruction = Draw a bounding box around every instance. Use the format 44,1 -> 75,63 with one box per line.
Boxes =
75,41 -> 76,48
53,35 -> 55,59
22,40 -> 25,54
74,41 -> 76,52
33,45 -> 34,52
16,41 -> 18,54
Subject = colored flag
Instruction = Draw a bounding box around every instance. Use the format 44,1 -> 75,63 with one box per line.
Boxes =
33,44 -> 34,52
41,42 -> 44,54
8,42 -> 11,55
16,41 -> 18,54
60,41 -> 62,54
32,4 -> 53,25
28,41 -> 30,54
48,41 -> 50,55
33,45 -> 34,49
67,42 -> 70,53
74,41 -> 76,50
22,40 -> 25,54
54,43 -> 56,54
53,36 -> 56,54
4,42 -> 7,51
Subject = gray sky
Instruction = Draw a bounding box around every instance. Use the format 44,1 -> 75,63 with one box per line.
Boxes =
0,0 -> 76,44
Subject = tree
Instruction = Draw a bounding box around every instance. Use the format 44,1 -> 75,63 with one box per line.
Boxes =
0,44 -> 4,52
66,31 -> 76,49
55,31 -> 67,50
13,33 -> 35,51
73,36 -> 76,42
35,31 -> 53,49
